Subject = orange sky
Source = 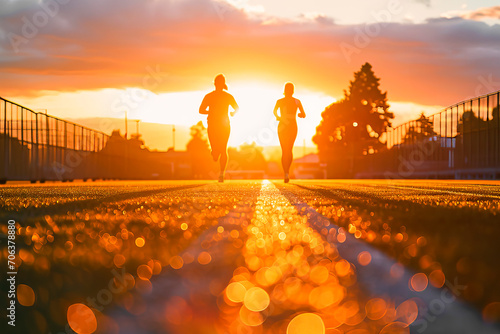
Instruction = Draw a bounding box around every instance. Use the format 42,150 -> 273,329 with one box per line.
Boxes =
1,0 -> 499,150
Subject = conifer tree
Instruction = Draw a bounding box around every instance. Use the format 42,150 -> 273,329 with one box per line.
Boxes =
314,62 -> 394,159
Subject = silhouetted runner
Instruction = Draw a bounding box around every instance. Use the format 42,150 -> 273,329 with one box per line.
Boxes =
199,74 -> 239,182
273,82 -> 306,183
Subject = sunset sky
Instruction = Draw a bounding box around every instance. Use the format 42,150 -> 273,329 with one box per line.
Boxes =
1,0 -> 499,150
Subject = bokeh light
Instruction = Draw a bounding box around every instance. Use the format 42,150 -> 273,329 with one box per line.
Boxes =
410,273 -> 428,292
365,298 -> 387,320
67,303 -> 97,334
239,305 -> 266,326
395,299 -> 418,325
483,302 -> 500,323
357,251 -> 372,266
379,321 -> 410,334
170,256 -> 184,269
135,237 -> 145,247
137,264 -> 153,280
17,284 -> 35,306
226,282 -> 247,303
244,287 -> 270,312
287,313 -> 325,334
428,269 -> 445,288
198,251 -> 212,265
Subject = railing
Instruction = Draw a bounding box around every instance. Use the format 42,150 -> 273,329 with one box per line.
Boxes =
359,90 -> 500,178
0,96 -> 192,183
0,96 -> 110,183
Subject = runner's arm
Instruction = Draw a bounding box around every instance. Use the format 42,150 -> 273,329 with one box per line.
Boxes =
273,101 -> 281,121
199,96 -> 209,115
297,99 -> 306,118
230,96 -> 239,116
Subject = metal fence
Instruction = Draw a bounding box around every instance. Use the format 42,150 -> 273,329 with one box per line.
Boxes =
0,97 -> 194,183
359,90 -> 500,179
0,96 -> 110,183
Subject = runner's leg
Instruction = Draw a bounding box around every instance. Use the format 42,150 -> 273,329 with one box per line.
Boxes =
219,121 -> 230,180
279,122 -> 297,179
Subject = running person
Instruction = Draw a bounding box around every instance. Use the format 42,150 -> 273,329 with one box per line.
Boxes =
199,74 -> 239,182
273,82 -> 305,183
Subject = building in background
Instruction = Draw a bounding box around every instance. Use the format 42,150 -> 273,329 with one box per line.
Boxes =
292,154 -> 326,179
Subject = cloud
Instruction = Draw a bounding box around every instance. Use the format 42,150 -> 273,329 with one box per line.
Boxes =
0,0 -> 499,108
461,6 -> 500,20
0,0 -> 38,17
413,0 -> 431,8
297,12 -> 335,26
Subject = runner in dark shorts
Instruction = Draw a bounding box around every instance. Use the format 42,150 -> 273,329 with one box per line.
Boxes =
273,82 -> 306,183
199,74 -> 239,182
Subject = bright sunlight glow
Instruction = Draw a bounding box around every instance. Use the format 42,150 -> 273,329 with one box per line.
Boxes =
137,81 -> 336,147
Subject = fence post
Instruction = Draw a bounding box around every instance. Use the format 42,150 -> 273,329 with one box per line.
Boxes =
29,109 -> 34,182
497,92 -> 500,169
35,113 -> 39,181
486,96 -> 490,168
2,99 -> 7,183
45,115 -> 50,182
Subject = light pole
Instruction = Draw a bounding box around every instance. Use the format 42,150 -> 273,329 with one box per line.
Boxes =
135,120 -> 140,136
124,110 -> 128,139
172,124 -> 176,151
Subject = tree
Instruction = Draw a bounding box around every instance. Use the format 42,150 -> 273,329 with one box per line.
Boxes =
403,112 -> 437,144
227,143 -> 267,171
458,106 -> 500,134
186,121 -> 213,178
187,122 -> 209,150
314,62 -> 394,161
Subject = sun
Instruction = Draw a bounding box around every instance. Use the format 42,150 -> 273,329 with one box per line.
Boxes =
227,81 -> 283,147
228,81 -> 336,148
